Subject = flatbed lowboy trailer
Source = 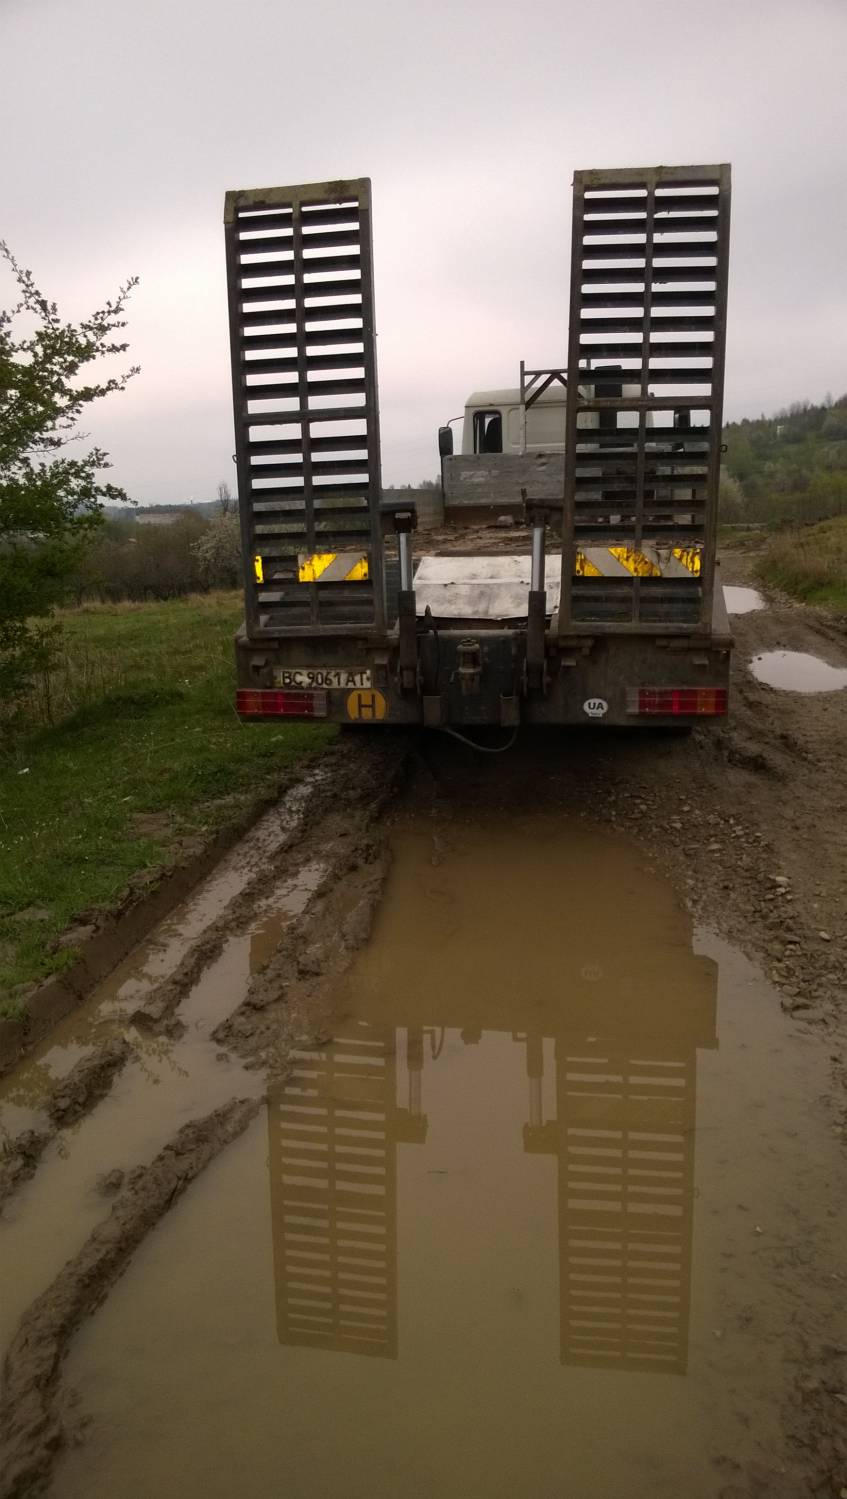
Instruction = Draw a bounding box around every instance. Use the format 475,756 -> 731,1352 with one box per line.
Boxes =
225,166 -> 732,730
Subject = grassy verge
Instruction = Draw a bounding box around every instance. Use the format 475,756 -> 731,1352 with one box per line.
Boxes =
0,593 -> 335,1008
754,515 -> 847,614
717,524 -> 768,550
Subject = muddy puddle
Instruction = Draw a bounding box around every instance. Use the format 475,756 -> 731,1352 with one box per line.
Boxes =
48,818 -> 845,1499
723,585 -> 765,615
0,847 -> 324,1357
750,649 -> 847,692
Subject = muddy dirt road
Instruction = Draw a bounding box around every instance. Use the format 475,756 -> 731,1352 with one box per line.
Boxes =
1,554 -> 846,1499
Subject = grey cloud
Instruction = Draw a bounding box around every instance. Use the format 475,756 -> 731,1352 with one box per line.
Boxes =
3,0 -> 845,501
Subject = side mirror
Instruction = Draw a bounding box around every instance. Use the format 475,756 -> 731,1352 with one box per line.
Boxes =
438,425 -> 454,459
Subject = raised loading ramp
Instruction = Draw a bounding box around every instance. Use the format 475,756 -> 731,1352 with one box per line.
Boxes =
559,164 -> 731,633
225,179 -> 384,636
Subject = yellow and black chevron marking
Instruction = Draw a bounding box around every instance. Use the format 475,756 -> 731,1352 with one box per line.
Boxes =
670,546 -> 702,576
574,545 -> 701,578
297,552 -> 370,584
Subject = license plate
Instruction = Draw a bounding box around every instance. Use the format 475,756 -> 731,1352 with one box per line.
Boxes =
273,667 -> 372,690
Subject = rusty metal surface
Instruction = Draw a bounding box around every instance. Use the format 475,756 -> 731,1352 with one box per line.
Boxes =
558,164 -> 732,634
236,614 -> 731,728
224,179 -> 385,636
519,362 -> 567,412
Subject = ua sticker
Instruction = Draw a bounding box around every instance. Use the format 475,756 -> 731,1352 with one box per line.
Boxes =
346,688 -> 387,722
583,697 -> 608,718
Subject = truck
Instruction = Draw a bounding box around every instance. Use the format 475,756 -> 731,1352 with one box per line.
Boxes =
441,368 -> 640,527
225,164 -> 732,732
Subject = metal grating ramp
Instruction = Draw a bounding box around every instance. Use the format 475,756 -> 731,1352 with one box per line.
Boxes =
559,164 -> 731,632
225,179 -> 384,636
556,1045 -> 695,1373
267,1024 -> 398,1359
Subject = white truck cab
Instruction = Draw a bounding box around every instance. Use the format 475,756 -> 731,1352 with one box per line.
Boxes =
462,386 -> 569,455
461,374 -> 650,458
441,369 -> 647,523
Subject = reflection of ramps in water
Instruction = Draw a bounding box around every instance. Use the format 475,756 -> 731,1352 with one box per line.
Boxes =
267,1024 -> 426,1359
267,821 -> 717,1375
525,1038 -> 699,1373
269,1012 -> 714,1374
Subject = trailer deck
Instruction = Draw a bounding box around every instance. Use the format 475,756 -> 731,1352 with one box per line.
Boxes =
225,165 -> 732,730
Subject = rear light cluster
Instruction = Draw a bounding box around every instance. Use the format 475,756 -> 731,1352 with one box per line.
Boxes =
630,687 -> 727,716
236,689 -> 328,718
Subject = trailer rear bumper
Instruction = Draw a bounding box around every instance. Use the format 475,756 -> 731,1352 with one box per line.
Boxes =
235,621 -> 731,729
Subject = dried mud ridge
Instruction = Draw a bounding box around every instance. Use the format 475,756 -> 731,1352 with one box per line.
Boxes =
0,1041 -> 130,1211
0,738 -> 413,1497
131,740 -> 402,1042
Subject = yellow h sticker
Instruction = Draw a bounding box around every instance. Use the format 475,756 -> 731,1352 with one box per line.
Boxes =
253,555 -> 264,583
346,689 -> 387,722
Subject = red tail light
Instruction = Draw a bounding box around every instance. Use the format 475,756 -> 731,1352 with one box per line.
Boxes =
236,688 -> 328,718
630,687 -> 727,716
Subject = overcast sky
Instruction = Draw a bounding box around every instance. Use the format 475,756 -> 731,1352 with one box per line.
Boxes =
3,0 -> 846,504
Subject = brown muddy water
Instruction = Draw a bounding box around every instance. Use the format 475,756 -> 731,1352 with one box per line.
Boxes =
723,585 -> 765,615
39,816 -> 845,1499
0,813 -> 326,1355
750,649 -> 847,692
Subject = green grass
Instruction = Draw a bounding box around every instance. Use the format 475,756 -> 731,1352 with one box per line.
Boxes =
754,515 -> 847,613
0,593 -> 335,1006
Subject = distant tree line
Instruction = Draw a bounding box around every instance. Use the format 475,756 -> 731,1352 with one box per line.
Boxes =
720,394 -> 847,526
70,483 -> 243,602
77,481 -> 444,603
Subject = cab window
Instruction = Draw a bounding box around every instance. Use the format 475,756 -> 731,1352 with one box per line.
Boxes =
473,410 -> 503,453
599,377 -> 622,434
